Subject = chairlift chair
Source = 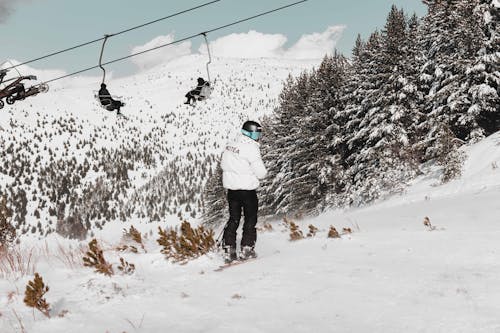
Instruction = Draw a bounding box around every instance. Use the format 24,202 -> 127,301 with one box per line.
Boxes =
195,32 -> 214,101
95,35 -> 125,112
0,64 -> 48,109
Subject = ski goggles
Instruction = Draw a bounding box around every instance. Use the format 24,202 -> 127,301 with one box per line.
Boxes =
242,129 -> 262,140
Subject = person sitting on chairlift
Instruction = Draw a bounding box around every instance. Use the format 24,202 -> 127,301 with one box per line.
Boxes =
98,83 -> 124,114
184,77 -> 210,105
14,83 -> 26,99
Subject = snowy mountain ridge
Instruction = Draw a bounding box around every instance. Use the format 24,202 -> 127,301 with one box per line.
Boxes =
0,55 -> 318,238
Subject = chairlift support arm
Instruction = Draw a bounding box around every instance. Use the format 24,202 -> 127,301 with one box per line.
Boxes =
201,32 -> 211,83
99,34 -> 112,84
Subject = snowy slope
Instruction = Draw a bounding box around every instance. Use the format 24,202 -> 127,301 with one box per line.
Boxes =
1,131 -> 500,332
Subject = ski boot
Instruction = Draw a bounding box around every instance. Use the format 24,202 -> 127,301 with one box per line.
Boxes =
223,246 -> 237,264
240,246 -> 257,260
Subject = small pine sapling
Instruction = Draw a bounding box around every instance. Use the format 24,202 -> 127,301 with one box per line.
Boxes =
116,244 -> 138,253
117,257 -> 135,275
307,224 -> 319,237
83,239 -> 114,276
342,227 -> 353,234
157,227 -> 176,256
328,226 -> 340,238
122,225 -> 146,252
423,216 -> 436,231
263,222 -> 273,231
24,273 -> 50,318
282,217 -> 304,241
289,222 -> 303,241
281,216 -> 291,228
257,222 -> 273,232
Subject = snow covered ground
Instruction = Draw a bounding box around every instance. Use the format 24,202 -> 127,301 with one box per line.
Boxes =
1,129 -> 500,332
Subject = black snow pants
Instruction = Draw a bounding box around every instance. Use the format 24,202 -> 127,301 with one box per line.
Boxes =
185,89 -> 201,104
102,98 -> 122,112
222,189 -> 258,249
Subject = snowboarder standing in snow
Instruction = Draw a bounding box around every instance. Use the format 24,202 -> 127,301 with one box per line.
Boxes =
220,120 -> 267,263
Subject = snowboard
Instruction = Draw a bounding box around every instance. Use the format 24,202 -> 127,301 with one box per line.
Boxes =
214,257 -> 258,272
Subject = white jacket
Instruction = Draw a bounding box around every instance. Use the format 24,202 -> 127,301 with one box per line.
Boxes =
221,134 -> 268,190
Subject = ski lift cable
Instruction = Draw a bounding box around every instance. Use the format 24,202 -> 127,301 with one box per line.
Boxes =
3,0 -> 222,71
0,60 -> 22,77
39,0 -> 309,86
201,0 -> 307,35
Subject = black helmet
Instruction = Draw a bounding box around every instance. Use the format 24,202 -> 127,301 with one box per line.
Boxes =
241,120 -> 262,141
101,83 -> 106,88
197,77 -> 205,84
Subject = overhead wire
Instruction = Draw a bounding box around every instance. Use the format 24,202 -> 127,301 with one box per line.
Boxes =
40,0 -> 308,86
3,0 -> 222,71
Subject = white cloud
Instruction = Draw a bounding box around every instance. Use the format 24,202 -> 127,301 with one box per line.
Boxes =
198,26 -> 346,60
200,30 -> 288,59
129,34 -> 192,71
124,26 -> 346,71
284,26 -> 345,59
1,59 -> 65,81
128,26 -> 345,70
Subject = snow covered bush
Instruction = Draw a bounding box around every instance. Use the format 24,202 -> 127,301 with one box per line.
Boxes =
435,126 -> 466,183
201,161 -> 227,228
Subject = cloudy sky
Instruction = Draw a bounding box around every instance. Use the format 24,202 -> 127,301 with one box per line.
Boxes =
0,0 -> 426,77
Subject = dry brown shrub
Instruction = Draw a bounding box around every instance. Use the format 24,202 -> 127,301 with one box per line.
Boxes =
7,290 -> 17,302
257,222 -> 273,232
122,225 -> 146,252
307,224 -> 319,237
157,221 -> 215,263
0,246 -> 37,279
54,243 -> 86,269
58,309 -> 69,318
82,239 -> 114,276
116,244 -> 139,253
423,216 -> 436,231
117,257 -> 135,275
328,226 -> 340,238
283,217 -> 303,241
342,227 -> 353,234
24,273 -> 50,318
